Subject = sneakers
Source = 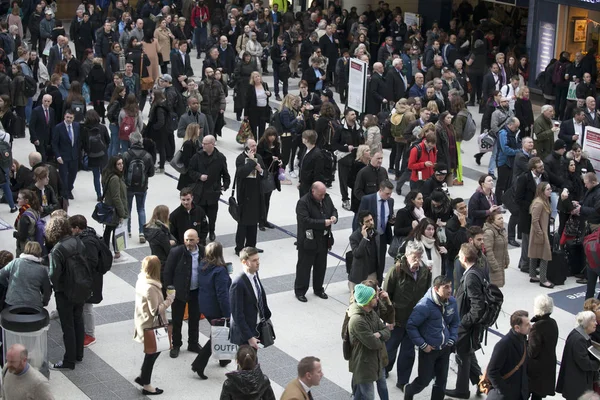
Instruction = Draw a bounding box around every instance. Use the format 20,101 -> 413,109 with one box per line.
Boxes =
83,335 -> 96,348
49,310 -> 59,319
139,233 -> 146,244
289,171 -> 298,179
50,361 -> 74,370
342,200 -> 351,211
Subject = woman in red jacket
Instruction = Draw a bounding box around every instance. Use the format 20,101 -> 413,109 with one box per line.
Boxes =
408,123 -> 437,191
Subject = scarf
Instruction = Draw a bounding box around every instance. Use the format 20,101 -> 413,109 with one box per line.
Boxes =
412,207 -> 425,221
14,204 -> 31,228
418,236 -> 442,278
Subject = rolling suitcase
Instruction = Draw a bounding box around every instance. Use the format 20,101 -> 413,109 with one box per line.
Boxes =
547,230 -> 569,285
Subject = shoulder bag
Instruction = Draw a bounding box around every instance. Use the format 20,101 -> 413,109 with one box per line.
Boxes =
143,313 -> 172,354
228,172 -> 240,222
260,161 -> 276,194
140,53 -> 154,91
91,186 -> 116,225
170,144 -> 187,174
478,343 -> 526,394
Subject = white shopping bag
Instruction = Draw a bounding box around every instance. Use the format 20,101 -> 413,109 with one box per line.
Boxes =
567,81 -> 578,101
154,326 -> 171,353
42,41 -> 52,57
211,324 -> 238,360
114,219 -> 128,252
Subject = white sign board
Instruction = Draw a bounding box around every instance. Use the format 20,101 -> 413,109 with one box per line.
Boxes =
582,126 -> 600,172
347,58 -> 368,113
404,12 -> 420,29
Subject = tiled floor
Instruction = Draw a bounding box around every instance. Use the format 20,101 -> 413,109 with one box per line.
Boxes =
0,39 -> 580,399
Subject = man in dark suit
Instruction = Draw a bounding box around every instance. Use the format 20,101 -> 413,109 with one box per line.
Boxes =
318,25 -> 339,83
584,96 -> 600,128
271,35 -> 291,101
356,180 -> 394,284
558,108 -> 586,150
387,58 -> 408,102
29,94 -> 55,162
41,74 -> 64,121
170,41 -> 194,92
481,63 -> 500,108
229,247 -> 272,350
47,36 -> 69,79
298,130 -> 324,197
294,182 -> 338,302
300,32 -> 319,74
52,109 -> 80,199
63,47 -> 81,86
367,62 -> 393,115
234,139 -> 266,255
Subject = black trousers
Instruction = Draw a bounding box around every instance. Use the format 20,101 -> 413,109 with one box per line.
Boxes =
389,142 -> 405,174
249,106 -> 269,142
338,154 -> 354,201
140,352 -> 160,385
294,240 -> 328,296
35,140 -> 49,162
200,202 -> 219,234
191,314 -> 217,372
495,165 -> 512,206
56,292 -> 84,368
281,135 -> 293,169
235,224 -> 258,252
454,349 -> 482,392
103,224 -> 117,252
171,289 -> 200,348
406,346 -> 451,400
262,192 -> 272,224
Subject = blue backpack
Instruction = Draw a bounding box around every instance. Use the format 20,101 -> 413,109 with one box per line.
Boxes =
23,210 -> 46,249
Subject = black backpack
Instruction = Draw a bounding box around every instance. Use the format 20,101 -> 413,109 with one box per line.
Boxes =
125,148 -> 148,192
464,268 -> 504,330
341,311 -> 353,360
87,126 -> 107,158
269,109 -> 284,134
95,235 -> 113,274
22,74 -> 37,98
60,237 -> 94,304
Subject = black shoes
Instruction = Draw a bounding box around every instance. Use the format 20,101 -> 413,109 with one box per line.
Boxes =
396,383 -> 405,392
191,366 -> 208,380
170,346 -> 180,358
134,377 -> 143,386
315,292 -> 328,299
474,153 -> 482,166
9,207 -> 17,213
444,389 -> 470,399
256,248 -> 264,253
264,222 -> 275,229
508,239 -> 521,247
68,192 -> 74,200
275,94 -> 282,101
259,224 -> 266,231
187,343 -> 202,353
50,361 -> 74,370
209,232 -> 216,242
142,388 -> 164,395
219,360 -> 231,367
296,295 -> 308,302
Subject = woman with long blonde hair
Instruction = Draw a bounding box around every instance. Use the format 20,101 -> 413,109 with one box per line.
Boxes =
528,182 -> 553,288
177,123 -> 202,190
244,71 -> 271,141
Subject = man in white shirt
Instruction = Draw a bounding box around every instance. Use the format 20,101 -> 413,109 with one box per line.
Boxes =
559,107 -> 586,149
500,75 -> 520,112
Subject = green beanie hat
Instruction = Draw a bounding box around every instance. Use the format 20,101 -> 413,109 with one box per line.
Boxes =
354,284 -> 376,306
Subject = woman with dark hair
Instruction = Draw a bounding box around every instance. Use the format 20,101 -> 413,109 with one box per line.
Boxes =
53,61 -> 71,100
80,49 -> 95,83
101,156 -> 128,258
257,127 -> 282,230
219,345 -> 276,399
191,241 -> 233,379
468,174 -> 500,227
518,55 -> 529,85
566,143 -> 595,175
146,91 -> 170,172
106,42 -> 124,79
0,95 -> 16,142
405,217 -> 446,278
81,110 -> 111,201
30,165 -> 59,218
9,63 -> 26,122
142,32 -> 161,83
118,19 -> 136,51
435,111 -> 457,181
176,123 -> 202,191
117,93 -> 143,153
529,182 -> 554,288
144,205 -> 176,274
314,101 -> 337,149
27,51 -> 49,106
64,81 -> 86,122
232,52 -> 258,121
13,188 -> 42,256
86,58 -> 108,123
394,191 -> 425,239
106,86 -> 126,157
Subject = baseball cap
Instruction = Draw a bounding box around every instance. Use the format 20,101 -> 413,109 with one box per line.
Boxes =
159,74 -> 172,83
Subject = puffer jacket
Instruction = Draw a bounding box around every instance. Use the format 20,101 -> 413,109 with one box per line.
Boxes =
199,78 -> 226,116
407,287 -> 459,351
220,365 -> 276,400
483,221 -> 509,288
347,302 -> 390,384
383,256 -> 431,326
143,220 -> 174,266
0,254 -> 51,308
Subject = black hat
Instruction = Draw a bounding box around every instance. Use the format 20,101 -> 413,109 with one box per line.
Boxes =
554,139 -> 567,150
434,163 -> 448,174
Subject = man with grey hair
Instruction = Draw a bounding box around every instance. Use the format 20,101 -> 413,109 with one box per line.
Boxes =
122,131 -> 155,243
383,240 -> 430,390
533,104 -> 559,160
130,19 -> 145,42
409,72 -> 426,98
3,344 -> 53,398
425,55 -> 443,82
584,96 -> 599,128
388,58 -> 408,102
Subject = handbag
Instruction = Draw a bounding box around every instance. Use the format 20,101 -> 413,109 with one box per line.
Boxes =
478,344 -> 526,394
139,53 -> 154,91
565,215 -> 582,238
91,190 -> 116,225
236,120 -> 254,144
260,162 -> 276,193
258,319 -> 275,348
387,236 -> 406,258
228,172 -> 240,222
143,314 -> 172,354
584,228 -> 600,270
170,145 -> 187,174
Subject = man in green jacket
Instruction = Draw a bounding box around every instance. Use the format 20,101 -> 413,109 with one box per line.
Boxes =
533,105 -> 559,160
348,284 -> 391,399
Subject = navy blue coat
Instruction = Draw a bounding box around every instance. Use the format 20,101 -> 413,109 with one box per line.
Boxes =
407,288 -> 459,351
51,122 -> 81,161
487,329 -> 529,400
229,272 -> 271,346
29,106 -> 55,144
197,262 -> 232,319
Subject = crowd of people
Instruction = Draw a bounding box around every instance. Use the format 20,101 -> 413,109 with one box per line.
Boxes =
0,0 -> 599,399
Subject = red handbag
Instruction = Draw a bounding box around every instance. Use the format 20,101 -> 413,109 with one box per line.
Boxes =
584,229 -> 600,269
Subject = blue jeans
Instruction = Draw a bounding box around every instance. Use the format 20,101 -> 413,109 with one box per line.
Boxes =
354,369 -> 388,400
91,166 -> 102,198
119,139 -> 130,154
488,143 -> 497,175
127,191 -> 147,234
195,26 -> 207,53
385,326 -> 416,386
2,171 -> 14,209
108,124 -> 119,157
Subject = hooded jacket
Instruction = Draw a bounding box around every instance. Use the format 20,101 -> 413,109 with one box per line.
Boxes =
0,254 -> 51,308
220,365 -> 276,400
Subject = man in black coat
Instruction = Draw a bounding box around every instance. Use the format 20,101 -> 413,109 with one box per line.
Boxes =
303,58 -> 326,93
216,36 -> 236,80
446,243 -> 486,399
187,135 -> 230,242
367,62 -> 393,115
481,63 -> 500,106
485,310 -> 530,400
28,151 -> 62,201
170,42 -> 194,92
318,25 -> 340,83
94,22 -> 119,61
558,108 -> 586,150
270,35 -> 290,101
387,58 -> 408,102
298,130 -> 324,197
300,32 -> 319,74
576,72 -> 597,101
348,210 -> 380,289
353,151 -> 388,207
163,229 -> 205,358
168,187 -> 209,246
335,50 -> 350,104
420,164 -> 448,201
294,182 -> 338,302
234,139 -> 266,255
29,95 -> 55,162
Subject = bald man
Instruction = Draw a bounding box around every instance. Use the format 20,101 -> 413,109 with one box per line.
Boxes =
584,96 -> 600,128
294,182 -> 338,302
163,229 -> 205,358
3,344 -> 53,399
29,95 -> 55,161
